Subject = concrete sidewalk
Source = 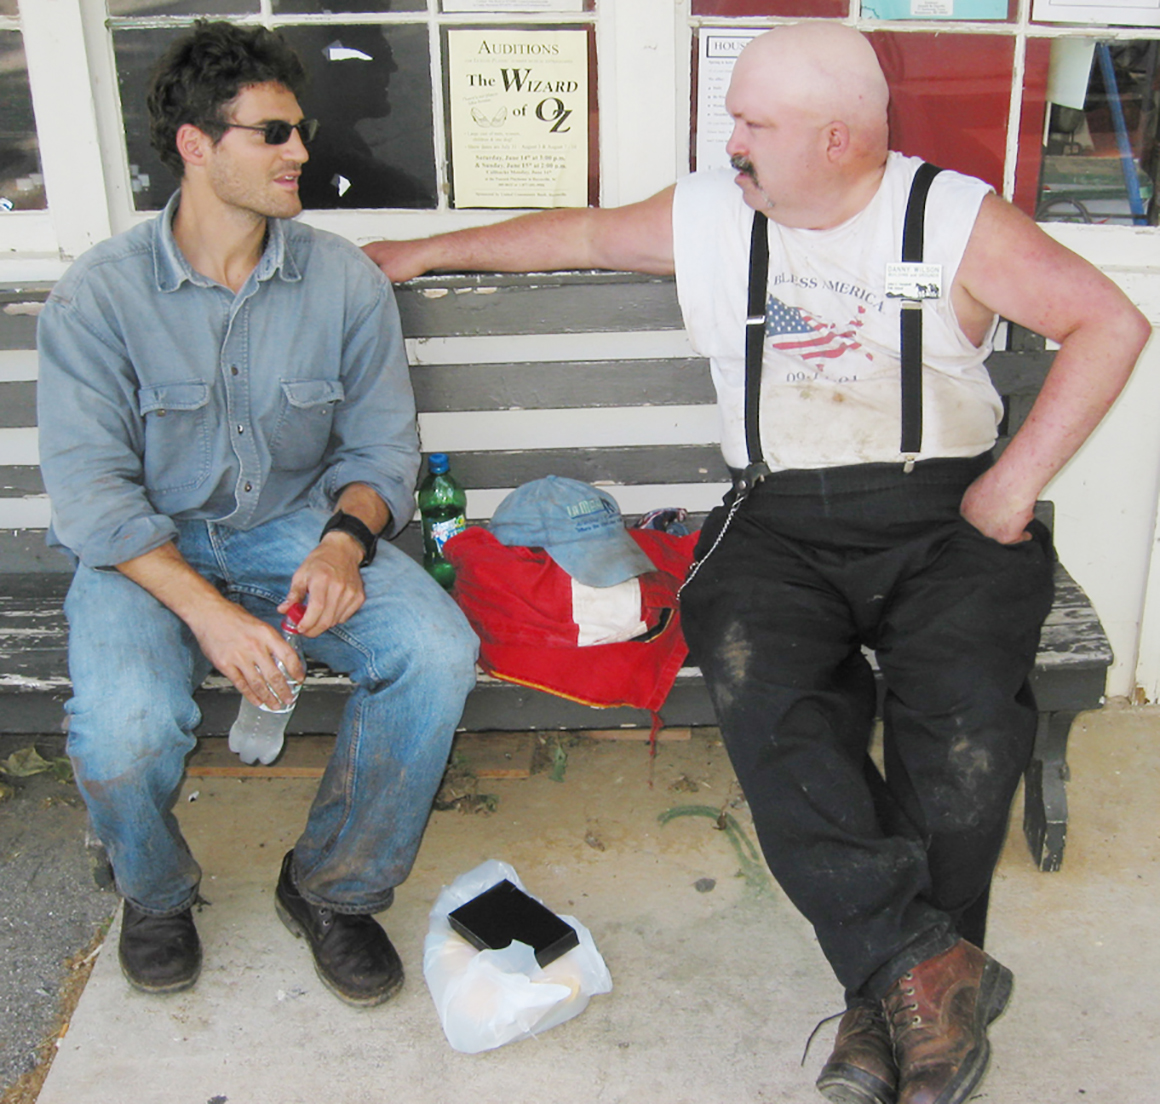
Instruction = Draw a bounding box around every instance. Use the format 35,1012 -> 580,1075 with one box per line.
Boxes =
32,705 -> 1160,1104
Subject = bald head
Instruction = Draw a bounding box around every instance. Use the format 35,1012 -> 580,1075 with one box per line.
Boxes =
732,23 -> 889,159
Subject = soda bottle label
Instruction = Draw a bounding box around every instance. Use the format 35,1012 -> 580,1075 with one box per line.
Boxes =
429,514 -> 466,553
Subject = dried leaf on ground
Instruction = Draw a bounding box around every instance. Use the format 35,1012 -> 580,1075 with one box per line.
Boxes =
433,763 -> 498,815
1,747 -> 54,778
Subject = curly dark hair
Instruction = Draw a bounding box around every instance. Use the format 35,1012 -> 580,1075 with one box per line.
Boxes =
147,21 -> 308,178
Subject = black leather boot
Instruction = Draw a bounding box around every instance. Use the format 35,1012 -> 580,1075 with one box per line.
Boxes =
118,899 -> 201,994
274,850 -> 403,1007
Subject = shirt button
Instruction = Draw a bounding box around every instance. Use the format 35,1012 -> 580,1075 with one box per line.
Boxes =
230,366 -> 239,376
237,425 -> 245,434
244,482 -> 253,492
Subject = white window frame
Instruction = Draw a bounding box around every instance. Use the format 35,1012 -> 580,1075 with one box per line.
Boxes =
687,4 -> 1160,263
5,0 -> 1160,280
2,0 -> 109,278
0,0 -> 687,276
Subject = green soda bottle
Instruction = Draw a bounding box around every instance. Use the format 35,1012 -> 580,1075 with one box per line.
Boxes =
418,453 -> 467,588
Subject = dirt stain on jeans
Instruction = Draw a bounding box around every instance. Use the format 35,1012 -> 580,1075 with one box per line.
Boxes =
937,736 -> 997,828
708,621 -> 753,712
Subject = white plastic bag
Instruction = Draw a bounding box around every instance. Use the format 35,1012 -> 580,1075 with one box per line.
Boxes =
423,859 -> 612,1054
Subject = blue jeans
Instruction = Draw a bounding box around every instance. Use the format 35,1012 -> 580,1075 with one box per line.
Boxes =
64,508 -> 478,917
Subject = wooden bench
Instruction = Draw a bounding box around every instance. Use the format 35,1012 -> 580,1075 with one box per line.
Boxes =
0,274 -> 1113,872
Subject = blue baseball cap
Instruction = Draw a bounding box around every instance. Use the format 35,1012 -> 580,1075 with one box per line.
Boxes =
489,476 -> 654,588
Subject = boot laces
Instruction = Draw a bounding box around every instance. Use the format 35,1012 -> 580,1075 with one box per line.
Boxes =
801,1009 -> 846,1067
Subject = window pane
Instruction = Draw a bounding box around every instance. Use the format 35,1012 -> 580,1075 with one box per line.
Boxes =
1033,39 -> 1158,225
113,26 -> 188,211
108,1 -> 259,15
1015,36 -> 1051,218
868,31 -> 1013,196
692,0 -> 848,17
438,1 -> 594,9
0,29 -> 45,212
690,27 -> 1016,188
273,0 -> 425,13
114,23 -> 439,212
280,24 -> 437,209
862,0 -> 1015,21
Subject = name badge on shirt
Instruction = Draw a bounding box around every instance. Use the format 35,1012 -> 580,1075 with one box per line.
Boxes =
884,262 -> 943,301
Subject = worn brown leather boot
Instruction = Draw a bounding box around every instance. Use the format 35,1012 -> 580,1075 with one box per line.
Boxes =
816,1002 -> 898,1104
884,939 -> 1013,1104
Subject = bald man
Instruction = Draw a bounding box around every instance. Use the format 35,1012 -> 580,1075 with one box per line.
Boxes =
364,23 -> 1149,1104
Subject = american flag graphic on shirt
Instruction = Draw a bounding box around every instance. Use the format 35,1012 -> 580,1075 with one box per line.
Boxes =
765,296 -> 869,370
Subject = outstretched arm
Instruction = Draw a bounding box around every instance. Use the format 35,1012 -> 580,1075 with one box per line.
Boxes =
363,186 -> 676,282
952,194 -> 1151,544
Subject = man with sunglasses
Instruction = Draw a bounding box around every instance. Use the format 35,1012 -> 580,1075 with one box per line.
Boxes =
37,21 -> 477,1006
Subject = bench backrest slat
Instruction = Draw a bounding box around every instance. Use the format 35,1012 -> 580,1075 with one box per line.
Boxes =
395,272 -> 686,336
1,274 -> 1054,575
411,358 -> 716,412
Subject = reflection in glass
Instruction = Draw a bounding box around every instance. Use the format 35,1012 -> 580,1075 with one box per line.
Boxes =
274,0 -> 424,12
114,27 -> 188,211
869,32 -> 1013,197
439,0 -> 593,9
108,0 -> 258,15
115,23 -> 437,212
1036,39 -> 1158,225
0,30 -> 46,211
861,0 -> 1015,21
691,0 -> 847,16
281,24 -> 437,209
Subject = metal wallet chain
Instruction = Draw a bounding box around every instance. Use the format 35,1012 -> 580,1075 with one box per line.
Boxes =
678,210 -> 771,600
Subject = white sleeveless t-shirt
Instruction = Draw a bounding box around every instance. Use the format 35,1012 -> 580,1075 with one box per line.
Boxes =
671,153 -> 1002,472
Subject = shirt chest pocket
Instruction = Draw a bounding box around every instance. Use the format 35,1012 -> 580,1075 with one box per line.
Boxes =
269,379 -> 345,471
137,381 -> 212,493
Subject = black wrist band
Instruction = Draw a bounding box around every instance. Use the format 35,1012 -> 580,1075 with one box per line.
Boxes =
321,511 -> 379,567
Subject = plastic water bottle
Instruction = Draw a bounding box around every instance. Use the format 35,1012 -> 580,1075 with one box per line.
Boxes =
228,603 -> 307,765
418,453 -> 467,589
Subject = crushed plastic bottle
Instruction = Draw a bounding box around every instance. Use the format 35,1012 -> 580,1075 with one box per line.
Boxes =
227,603 -> 307,766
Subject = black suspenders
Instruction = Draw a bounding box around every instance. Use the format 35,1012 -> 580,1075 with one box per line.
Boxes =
899,162 -> 944,461
738,211 -> 771,494
681,164 -> 945,597
740,162 -> 944,482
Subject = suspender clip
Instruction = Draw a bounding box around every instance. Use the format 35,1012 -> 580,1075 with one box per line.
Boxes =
902,455 -> 917,474
735,460 -> 771,495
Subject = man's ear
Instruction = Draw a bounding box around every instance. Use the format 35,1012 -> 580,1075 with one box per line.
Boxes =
175,122 -> 213,169
823,121 -> 851,160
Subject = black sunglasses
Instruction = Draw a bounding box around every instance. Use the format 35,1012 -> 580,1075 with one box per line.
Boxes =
225,119 -> 320,146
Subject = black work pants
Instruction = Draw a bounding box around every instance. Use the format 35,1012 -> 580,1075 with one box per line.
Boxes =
680,454 -> 1054,999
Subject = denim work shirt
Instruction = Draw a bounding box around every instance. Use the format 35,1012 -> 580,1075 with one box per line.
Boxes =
37,193 -> 419,569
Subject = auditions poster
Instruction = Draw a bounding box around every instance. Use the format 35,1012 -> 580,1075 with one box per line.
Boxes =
447,27 -> 588,208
